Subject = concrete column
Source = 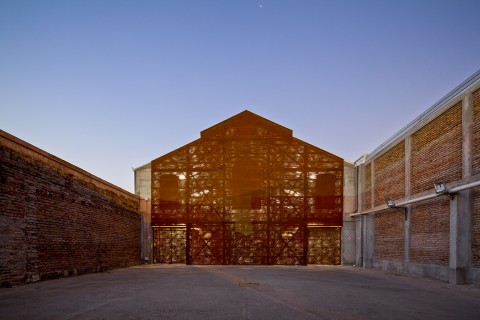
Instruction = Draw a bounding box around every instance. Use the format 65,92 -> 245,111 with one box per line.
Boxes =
342,222 -> 356,265
342,162 -> 356,265
355,162 -> 366,267
140,198 -> 153,264
355,217 -> 363,266
462,93 -> 473,178
449,190 -> 472,284
449,93 -> 474,284
363,214 -> 375,268
358,162 -> 365,213
404,205 -> 411,263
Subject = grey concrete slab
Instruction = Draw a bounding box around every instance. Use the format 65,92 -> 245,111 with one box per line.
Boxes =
1,265 -> 480,320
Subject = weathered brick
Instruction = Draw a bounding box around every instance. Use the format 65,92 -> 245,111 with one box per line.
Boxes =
410,197 -> 450,266
0,138 -> 142,287
411,103 -> 462,194
374,141 -> 405,207
473,89 -> 480,175
364,163 -> 372,210
374,209 -> 404,261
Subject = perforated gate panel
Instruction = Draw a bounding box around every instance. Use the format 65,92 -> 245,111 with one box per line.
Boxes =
153,227 -> 186,264
151,111 -> 343,265
187,223 -> 307,265
308,227 -> 341,265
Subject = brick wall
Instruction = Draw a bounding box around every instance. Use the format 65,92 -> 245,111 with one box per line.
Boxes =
374,141 -> 405,207
0,132 -> 141,287
358,74 -> 480,283
364,163 -> 372,210
410,197 -> 450,266
473,89 -> 480,175
411,103 -> 462,194
374,210 -> 404,261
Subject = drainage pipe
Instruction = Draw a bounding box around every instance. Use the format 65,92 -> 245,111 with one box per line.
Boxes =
349,179 -> 480,217
448,179 -> 480,193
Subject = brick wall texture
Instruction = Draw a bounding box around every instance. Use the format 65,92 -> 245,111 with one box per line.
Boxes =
368,98 -> 470,269
374,210 -> 404,261
473,89 -> 480,175
374,141 -> 405,207
364,163 -> 372,210
0,143 -> 142,287
473,187 -> 480,268
411,103 -> 462,194
410,197 -> 450,266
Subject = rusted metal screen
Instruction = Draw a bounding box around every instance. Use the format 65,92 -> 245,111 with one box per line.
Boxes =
308,227 -> 341,265
153,227 -> 186,264
151,111 -> 343,265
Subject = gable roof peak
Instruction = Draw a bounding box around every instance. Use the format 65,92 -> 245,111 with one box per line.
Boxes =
200,110 -> 293,138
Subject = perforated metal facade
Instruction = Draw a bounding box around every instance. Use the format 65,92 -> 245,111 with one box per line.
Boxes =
151,111 -> 343,265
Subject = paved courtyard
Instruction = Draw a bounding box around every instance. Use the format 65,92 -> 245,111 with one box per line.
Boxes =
1,265 -> 480,320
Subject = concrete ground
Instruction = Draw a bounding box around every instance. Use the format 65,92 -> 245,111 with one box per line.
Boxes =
1,265 -> 480,320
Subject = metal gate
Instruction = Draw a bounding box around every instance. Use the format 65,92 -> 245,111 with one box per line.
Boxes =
153,227 -> 186,264
307,227 -> 341,265
186,223 -> 307,265
152,224 -> 341,265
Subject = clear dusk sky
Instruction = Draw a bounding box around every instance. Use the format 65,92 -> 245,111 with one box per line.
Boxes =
1,0 -> 479,193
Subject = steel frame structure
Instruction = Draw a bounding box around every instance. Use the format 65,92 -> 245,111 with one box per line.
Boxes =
151,111 -> 343,265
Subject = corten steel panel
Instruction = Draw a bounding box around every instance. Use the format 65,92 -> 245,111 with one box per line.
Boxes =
307,227 -> 341,265
269,224 -> 307,265
151,111 -> 343,265
188,224 -> 225,264
225,222 -> 270,265
153,227 -> 186,264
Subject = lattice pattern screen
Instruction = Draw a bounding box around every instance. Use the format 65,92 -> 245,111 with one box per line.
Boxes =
153,227 -> 187,264
151,111 -> 343,265
307,227 -> 341,265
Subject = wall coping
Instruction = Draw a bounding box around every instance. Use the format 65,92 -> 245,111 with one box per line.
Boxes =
0,129 -> 139,203
366,69 -> 480,162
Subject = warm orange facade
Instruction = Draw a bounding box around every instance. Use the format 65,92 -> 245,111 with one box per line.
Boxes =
151,111 -> 343,265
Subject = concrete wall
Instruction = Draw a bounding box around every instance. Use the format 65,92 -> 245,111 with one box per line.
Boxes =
134,163 -> 151,200
353,70 -> 480,284
134,164 -> 153,264
0,130 -> 142,287
342,161 -> 356,265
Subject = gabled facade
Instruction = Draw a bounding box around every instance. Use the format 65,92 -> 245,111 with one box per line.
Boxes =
149,110 -> 344,265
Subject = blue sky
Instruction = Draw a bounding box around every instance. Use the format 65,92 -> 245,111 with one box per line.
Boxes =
1,0 -> 479,192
